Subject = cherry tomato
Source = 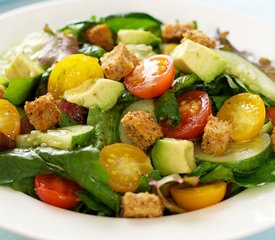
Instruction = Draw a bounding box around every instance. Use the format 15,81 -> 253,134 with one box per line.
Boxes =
34,174 -> 82,209
100,143 -> 153,193
124,54 -> 175,99
217,93 -> 265,141
161,90 -> 212,139
48,54 -> 103,99
266,107 -> 275,126
0,99 -> 20,140
170,180 -> 227,211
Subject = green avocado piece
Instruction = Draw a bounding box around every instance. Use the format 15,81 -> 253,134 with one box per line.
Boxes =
4,52 -> 44,80
126,44 -> 156,60
151,138 -> 196,176
63,78 -> 125,111
214,49 -> 275,102
172,39 -> 226,82
117,29 -> 161,46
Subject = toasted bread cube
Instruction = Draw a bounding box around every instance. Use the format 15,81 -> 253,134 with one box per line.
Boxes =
100,43 -> 139,81
121,192 -> 164,218
162,22 -> 196,43
84,24 -> 114,51
201,115 -> 232,156
121,111 -> 163,150
182,29 -> 216,48
24,93 -> 61,131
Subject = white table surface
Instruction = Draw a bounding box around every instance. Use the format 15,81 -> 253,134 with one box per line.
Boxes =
0,0 -> 275,239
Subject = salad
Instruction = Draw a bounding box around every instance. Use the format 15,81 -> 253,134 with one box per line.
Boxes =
0,12 -> 274,218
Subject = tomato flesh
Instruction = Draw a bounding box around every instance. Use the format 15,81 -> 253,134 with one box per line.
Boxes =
170,181 -> 227,211
35,174 -> 82,209
217,93 -> 265,141
266,107 -> 275,126
100,143 -> 153,192
124,54 -> 175,99
48,54 -> 103,99
161,90 -> 212,139
0,99 -> 20,140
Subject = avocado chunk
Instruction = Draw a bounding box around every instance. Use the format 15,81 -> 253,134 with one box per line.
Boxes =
117,29 -> 161,46
4,52 -> 44,80
151,138 -> 196,176
63,78 -> 125,111
214,49 -> 275,102
126,44 -> 156,60
172,39 -> 226,82
16,125 -> 94,150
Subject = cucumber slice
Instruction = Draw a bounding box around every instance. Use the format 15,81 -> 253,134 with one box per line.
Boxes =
119,99 -> 155,144
16,125 -> 94,150
214,49 -> 275,102
195,133 -> 272,172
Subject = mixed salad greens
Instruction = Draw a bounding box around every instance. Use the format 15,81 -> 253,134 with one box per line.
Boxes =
0,12 -> 274,217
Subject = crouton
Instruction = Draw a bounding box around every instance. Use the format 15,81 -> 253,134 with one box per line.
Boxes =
182,29 -> 216,48
100,43 -> 139,81
201,115 -> 232,156
121,111 -> 163,150
84,24 -> 114,51
121,192 -> 164,218
24,93 -> 61,131
162,22 -> 196,43
272,127 -> 275,151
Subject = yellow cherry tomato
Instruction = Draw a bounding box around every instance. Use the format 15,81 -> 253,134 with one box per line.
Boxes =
217,93 -> 265,141
170,180 -> 227,211
48,54 -> 103,99
100,143 -> 153,193
0,99 -> 20,140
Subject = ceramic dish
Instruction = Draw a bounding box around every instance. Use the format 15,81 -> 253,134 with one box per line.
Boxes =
0,0 -> 275,239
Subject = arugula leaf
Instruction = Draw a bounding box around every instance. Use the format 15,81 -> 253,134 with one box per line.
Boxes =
155,89 -> 180,126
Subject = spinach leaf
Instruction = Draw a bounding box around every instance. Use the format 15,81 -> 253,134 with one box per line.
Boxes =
0,146 -> 120,215
117,90 -> 140,104
154,89 -> 180,126
34,69 -> 51,98
7,177 -> 36,197
78,191 -> 113,216
173,74 -> 200,96
59,20 -> 99,40
104,12 -> 162,36
200,165 -> 235,183
87,105 -> 125,149
80,43 -> 106,59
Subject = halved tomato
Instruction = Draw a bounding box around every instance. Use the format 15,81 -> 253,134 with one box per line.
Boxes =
100,143 -> 153,193
124,54 -> 175,99
0,99 -> 20,140
217,93 -> 265,141
170,180 -> 227,211
35,174 -> 82,209
266,107 -> 275,126
161,90 -> 212,139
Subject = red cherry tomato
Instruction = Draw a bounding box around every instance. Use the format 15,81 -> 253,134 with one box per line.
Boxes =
266,107 -> 275,126
161,90 -> 212,139
124,54 -> 175,99
35,174 -> 82,209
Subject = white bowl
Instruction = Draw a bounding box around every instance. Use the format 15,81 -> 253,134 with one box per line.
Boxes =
0,1 -> 275,240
